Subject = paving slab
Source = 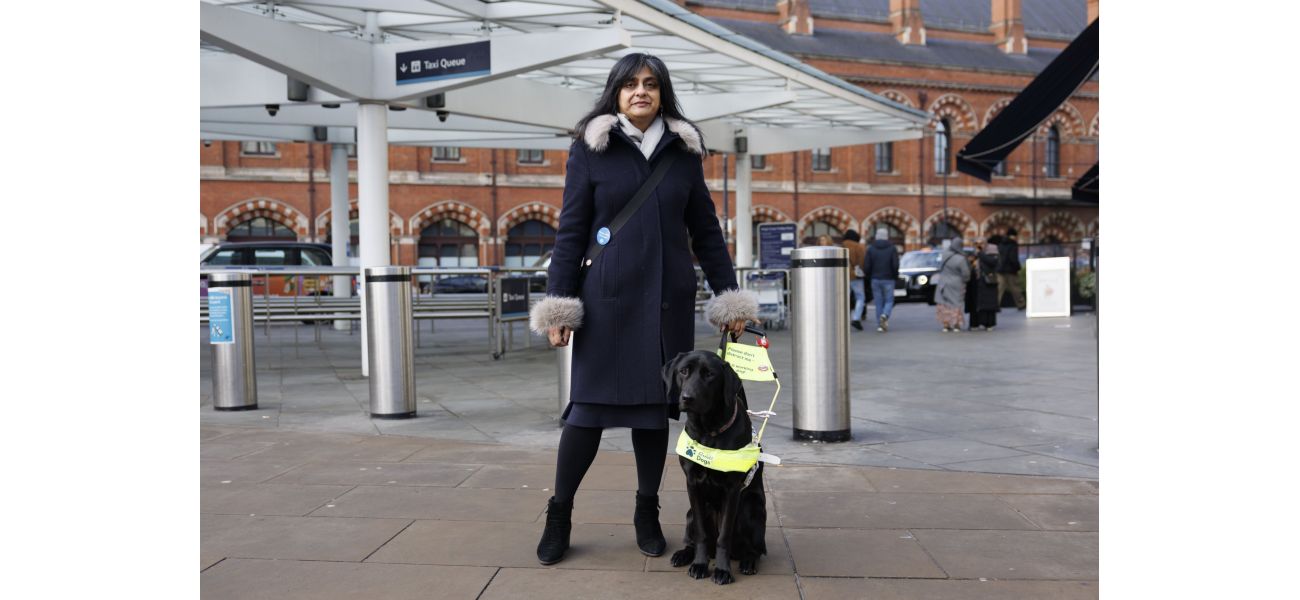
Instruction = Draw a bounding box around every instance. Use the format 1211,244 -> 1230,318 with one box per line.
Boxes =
201,514 -> 411,562
876,437 -> 1031,465
764,465 -> 879,492
863,466 -> 1098,495
459,463 -> 641,491
773,491 -> 1037,530
367,519 -> 648,571
477,567 -> 800,600
997,494 -> 1099,531
780,528 -> 947,578
939,454 -> 1098,478
201,558 -> 496,600
201,482 -> 354,516
799,577 -> 1099,599
200,459 -> 304,485
310,484 -> 550,521
645,527 -> 794,575
401,443 -> 556,465
264,461 -> 482,487
913,529 -> 1099,580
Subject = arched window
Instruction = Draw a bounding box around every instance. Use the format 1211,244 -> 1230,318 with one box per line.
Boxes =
874,142 -> 894,173
1045,126 -> 1061,178
928,219 -> 961,247
418,218 -> 479,268
803,221 -> 843,244
934,119 -> 951,175
226,216 -> 295,242
504,220 -> 556,267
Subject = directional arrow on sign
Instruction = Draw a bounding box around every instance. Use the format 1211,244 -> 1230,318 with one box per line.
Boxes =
399,64 -> 407,73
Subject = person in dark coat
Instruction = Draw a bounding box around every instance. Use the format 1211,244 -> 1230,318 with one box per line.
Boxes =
997,228 -> 1025,310
528,53 -> 758,566
863,228 -> 900,332
967,243 -> 1001,330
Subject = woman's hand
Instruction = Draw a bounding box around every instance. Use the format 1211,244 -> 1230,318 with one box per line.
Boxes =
722,318 -> 747,338
548,326 -> 572,347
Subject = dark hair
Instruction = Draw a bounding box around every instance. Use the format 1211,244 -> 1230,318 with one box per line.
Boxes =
842,229 -> 860,242
1006,228 -> 1018,237
573,53 -> 699,145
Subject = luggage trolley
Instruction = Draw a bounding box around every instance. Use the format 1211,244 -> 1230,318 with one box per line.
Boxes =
744,270 -> 788,331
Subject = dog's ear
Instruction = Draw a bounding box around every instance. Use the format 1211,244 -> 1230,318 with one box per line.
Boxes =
662,352 -> 684,402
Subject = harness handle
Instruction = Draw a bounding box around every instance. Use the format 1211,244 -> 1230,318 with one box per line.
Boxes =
718,325 -> 768,353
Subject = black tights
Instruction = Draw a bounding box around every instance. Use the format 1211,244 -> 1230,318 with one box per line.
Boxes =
553,424 -> 668,502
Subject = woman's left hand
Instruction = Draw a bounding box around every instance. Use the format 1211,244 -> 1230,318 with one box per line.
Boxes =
723,318 -> 747,337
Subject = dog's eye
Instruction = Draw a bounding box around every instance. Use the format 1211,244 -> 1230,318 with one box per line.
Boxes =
678,367 -> 689,376
701,369 -> 712,379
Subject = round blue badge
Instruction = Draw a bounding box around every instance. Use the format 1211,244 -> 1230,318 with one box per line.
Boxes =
596,227 -> 611,246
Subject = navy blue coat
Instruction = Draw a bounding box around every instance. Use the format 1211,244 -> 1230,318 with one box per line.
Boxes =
546,115 -> 738,407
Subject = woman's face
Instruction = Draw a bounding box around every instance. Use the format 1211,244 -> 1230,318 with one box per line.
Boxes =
618,66 -> 661,123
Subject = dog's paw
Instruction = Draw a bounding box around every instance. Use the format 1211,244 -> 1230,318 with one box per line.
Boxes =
711,568 -> 735,585
739,559 -> 758,575
670,548 -> 695,568
687,563 -> 710,579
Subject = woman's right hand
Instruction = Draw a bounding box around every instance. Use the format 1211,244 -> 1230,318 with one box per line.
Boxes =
548,326 -> 572,347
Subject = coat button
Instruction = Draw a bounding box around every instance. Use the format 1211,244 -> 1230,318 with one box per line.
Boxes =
661,302 -> 670,310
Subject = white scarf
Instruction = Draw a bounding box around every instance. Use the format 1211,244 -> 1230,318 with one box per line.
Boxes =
617,113 -> 664,160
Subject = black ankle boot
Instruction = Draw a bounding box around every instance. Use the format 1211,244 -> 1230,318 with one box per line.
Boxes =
633,492 -> 666,557
537,496 -> 573,565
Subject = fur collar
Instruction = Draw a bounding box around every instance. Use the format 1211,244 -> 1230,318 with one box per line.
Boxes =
583,114 -> 704,155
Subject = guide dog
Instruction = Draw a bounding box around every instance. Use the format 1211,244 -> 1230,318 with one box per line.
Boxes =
662,350 -> 767,585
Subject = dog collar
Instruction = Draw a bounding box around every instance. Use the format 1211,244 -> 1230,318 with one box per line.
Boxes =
676,430 -> 760,473
711,401 -> 739,437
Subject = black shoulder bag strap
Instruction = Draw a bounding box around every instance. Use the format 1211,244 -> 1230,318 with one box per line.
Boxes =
577,152 -> 678,283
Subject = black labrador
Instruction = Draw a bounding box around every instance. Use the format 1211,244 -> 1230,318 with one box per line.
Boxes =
662,350 -> 767,585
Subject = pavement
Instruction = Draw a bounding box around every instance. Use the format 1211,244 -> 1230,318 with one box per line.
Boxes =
200,301 -> 1099,598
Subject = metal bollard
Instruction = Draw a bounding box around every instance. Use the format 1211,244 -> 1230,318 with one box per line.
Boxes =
790,246 -> 851,441
208,272 -> 257,411
556,334 -> 573,424
365,266 -> 416,419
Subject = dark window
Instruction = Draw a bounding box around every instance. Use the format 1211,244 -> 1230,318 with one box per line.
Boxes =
874,142 -> 893,173
993,160 -> 1007,177
517,149 -> 545,164
750,154 -> 766,170
418,218 -> 478,267
928,219 -> 961,246
812,147 -> 831,172
240,141 -> 277,156
252,248 -> 289,266
934,119 -> 951,175
1046,126 -> 1060,178
227,217 -> 295,242
504,220 -> 556,267
205,249 -> 243,265
433,146 -> 461,161
804,221 -> 842,242
300,248 -> 331,266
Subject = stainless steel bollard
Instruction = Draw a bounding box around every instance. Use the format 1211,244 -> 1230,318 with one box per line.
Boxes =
556,334 -> 573,423
209,272 -> 257,411
790,246 -> 851,441
365,266 -> 416,419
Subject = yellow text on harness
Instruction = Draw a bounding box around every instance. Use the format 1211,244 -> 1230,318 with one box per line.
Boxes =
676,430 -> 760,473
722,344 -> 776,382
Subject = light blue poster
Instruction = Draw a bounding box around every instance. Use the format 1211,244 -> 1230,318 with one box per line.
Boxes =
209,290 -> 234,344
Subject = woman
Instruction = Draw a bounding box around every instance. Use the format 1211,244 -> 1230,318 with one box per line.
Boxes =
968,243 -> 1001,330
934,236 -> 970,332
528,53 -> 757,566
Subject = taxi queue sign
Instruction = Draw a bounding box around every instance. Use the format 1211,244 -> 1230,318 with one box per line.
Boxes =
209,272 -> 257,411
365,266 -> 417,419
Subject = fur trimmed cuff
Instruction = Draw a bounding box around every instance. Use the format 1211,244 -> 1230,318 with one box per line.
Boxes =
530,296 -> 584,334
705,289 -> 759,328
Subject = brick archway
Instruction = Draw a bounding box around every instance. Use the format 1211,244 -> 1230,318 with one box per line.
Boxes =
928,94 -> 979,131
983,97 -> 1015,129
1037,103 -> 1086,141
876,89 -> 916,109
798,205 -> 856,240
1037,211 -> 1086,242
980,210 -> 1031,239
1088,113 -> 1099,138
315,201 -> 404,240
213,198 -> 310,239
861,207 -> 921,248
1087,218 -> 1099,238
409,201 -> 492,239
923,208 -> 978,243
752,205 -> 792,224
498,202 -> 561,239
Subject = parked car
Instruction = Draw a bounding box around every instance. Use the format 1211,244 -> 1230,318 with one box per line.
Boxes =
897,250 -> 942,304
200,241 -> 336,297
432,274 -> 488,294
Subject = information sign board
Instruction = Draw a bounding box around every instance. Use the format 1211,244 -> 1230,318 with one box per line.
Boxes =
757,222 -> 796,269
396,41 -> 490,85
208,290 -> 234,344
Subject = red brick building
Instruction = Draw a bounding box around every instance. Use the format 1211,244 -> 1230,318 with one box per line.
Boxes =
200,0 -> 1098,267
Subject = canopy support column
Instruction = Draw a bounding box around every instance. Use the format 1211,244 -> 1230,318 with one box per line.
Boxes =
735,151 -> 753,269
358,101 -> 390,376
330,143 -> 352,331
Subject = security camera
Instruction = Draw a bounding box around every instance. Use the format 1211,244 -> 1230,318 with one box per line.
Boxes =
265,104 -> 280,117
435,110 -> 449,123
203,140 -> 212,147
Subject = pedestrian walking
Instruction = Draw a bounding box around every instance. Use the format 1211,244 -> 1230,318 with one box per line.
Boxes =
528,53 -> 757,566
935,236 -> 971,332
997,228 -> 1026,310
968,243 -> 1001,330
864,228 -> 900,332
841,230 -> 868,330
